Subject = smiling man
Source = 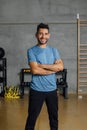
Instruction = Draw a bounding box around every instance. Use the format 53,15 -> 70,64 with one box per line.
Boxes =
25,23 -> 64,130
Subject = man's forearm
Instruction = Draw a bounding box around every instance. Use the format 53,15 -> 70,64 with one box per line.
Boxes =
38,60 -> 64,72
38,64 -> 60,72
31,66 -> 55,75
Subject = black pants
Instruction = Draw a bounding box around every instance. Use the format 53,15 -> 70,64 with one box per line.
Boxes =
25,89 -> 58,130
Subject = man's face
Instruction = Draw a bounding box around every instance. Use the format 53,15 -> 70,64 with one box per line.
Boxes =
36,28 -> 50,45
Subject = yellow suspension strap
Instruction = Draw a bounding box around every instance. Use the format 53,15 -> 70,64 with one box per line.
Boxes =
4,85 -> 20,99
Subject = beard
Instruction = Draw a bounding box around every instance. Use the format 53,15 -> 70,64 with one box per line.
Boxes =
37,38 -> 48,45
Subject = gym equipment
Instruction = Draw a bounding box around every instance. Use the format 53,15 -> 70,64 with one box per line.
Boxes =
0,47 -> 5,59
0,47 -> 7,97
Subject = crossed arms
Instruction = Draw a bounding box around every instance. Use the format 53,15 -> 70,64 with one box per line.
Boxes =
29,59 -> 64,75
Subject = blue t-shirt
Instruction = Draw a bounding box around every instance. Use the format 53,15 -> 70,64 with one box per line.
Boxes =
27,45 -> 60,92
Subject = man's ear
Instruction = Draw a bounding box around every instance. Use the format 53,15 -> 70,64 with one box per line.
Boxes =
48,33 -> 50,38
35,32 -> 38,38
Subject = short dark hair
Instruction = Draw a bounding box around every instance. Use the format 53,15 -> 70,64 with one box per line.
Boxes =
36,23 -> 49,33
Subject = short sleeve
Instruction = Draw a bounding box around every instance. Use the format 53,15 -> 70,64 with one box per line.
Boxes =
52,48 -> 60,60
27,48 -> 37,63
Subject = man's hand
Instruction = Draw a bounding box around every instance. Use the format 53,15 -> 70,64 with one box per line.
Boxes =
54,59 -> 64,71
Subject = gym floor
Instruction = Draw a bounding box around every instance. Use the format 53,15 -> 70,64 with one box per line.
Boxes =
0,94 -> 87,130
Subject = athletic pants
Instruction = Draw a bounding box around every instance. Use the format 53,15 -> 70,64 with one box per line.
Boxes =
25,88 -> 58,130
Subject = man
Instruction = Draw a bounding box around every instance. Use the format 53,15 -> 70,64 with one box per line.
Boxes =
25,23 -> 64,130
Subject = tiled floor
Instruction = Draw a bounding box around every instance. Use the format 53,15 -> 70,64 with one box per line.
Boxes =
0,94 -> 87,130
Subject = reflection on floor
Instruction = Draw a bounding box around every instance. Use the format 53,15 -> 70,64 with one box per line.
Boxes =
0,94 -> 87,130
